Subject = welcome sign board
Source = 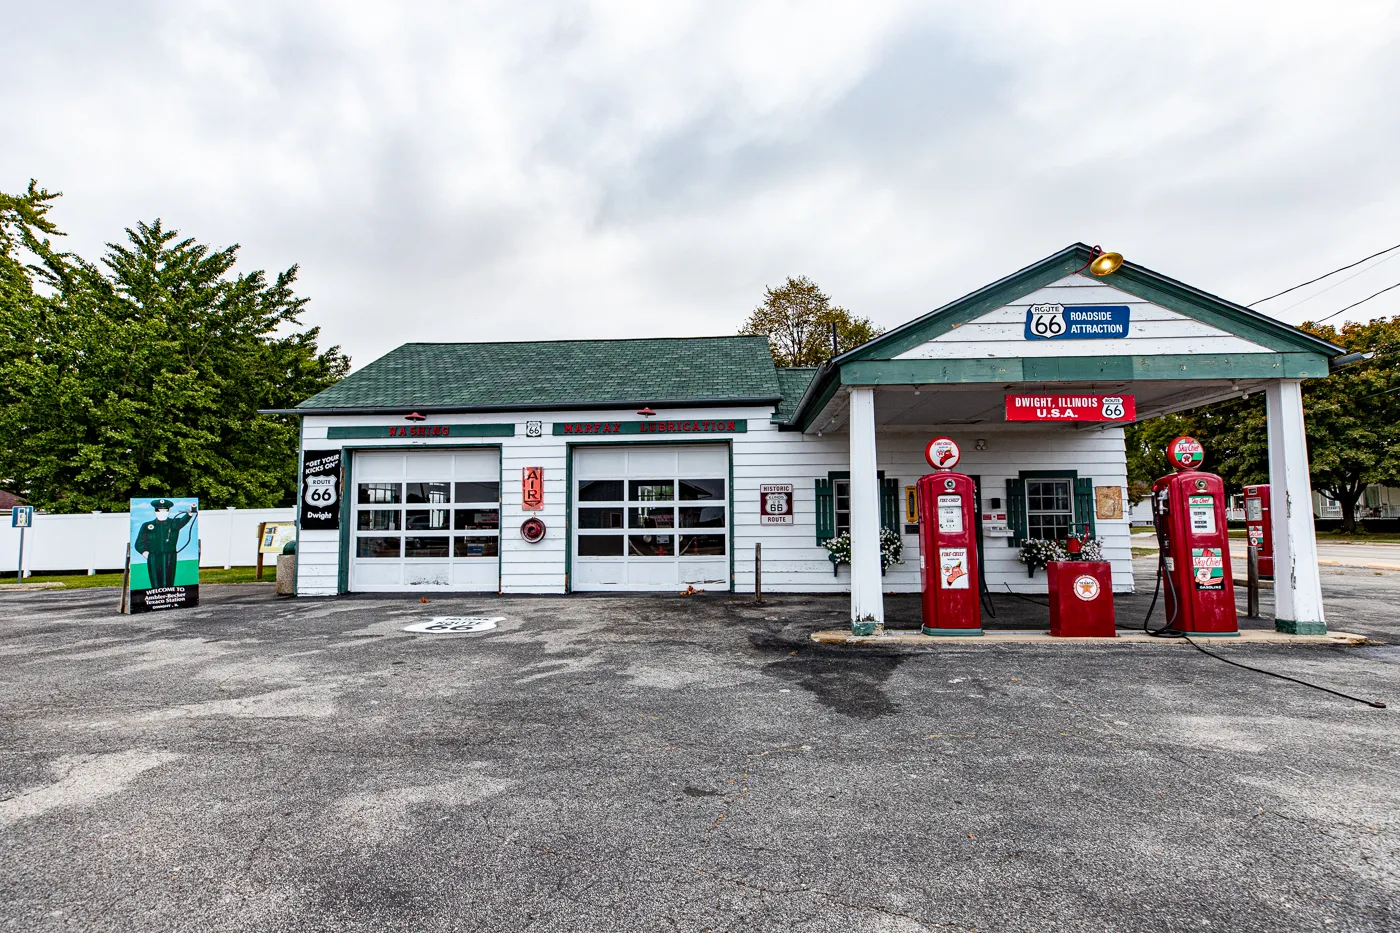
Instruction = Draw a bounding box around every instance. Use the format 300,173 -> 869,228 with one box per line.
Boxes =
1005,394 -> 1135,422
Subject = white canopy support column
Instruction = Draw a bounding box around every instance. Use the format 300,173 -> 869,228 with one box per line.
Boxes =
848,386 -> 884,634
1265,379 -> 1326,634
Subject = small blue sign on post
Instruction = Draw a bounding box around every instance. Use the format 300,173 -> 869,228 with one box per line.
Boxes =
11,506 -> 32,528
1025,304 -> 1131,340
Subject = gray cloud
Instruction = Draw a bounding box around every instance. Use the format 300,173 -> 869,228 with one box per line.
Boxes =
3,0 -> 1397,370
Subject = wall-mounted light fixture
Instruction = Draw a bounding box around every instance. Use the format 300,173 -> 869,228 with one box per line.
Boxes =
1075,245 -> 1124,277
974,438 -> 988,451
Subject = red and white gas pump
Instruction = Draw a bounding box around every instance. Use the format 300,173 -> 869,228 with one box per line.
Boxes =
1243,484 -> 1273,579
1149,436 -> 1239,636
916,437 -> 981,636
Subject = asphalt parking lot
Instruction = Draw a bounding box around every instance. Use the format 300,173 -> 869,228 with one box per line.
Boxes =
2,565 -> 1397,933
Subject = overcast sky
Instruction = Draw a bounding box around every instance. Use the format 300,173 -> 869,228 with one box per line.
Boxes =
4,1 -> 1398,367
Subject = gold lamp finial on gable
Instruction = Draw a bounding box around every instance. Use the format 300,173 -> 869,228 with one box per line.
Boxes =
1089,249 -> 1124,276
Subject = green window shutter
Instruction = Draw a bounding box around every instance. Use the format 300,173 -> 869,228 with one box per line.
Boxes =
1007,477 -> 1026,546
879,478 -> 899,534
815,478 -> 834,544
1074,477 -> 1096,539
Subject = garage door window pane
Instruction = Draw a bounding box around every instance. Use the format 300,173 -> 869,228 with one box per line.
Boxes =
405,509 -> 450,530
356,536 -> 401,558
679,534 -> 725,556
629,507 -> 674,529
629,534 -> 674,557
357,510 -> 401,531
404,536 -> 450,557
454,509 -> 500,530
579,480 -> 623,502
679,479 -> 724,501
577,535 -> 623,556
579,508 -> 623,529
630,481 -> 673,502
454,536 -> 499,558
679,506 -> 724,528
455,482 -> 500,503
406,482 -> 450,504
358,483 -> 401,505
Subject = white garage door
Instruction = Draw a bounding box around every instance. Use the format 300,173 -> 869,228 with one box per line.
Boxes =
350,449 -> 501,592
572,445 -> 729,592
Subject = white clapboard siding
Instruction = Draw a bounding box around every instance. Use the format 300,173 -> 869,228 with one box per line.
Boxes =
299,407 -> 1132,596
294,530 -> 341,597
893,275 -> 1272,359
731,423 -> 1131,595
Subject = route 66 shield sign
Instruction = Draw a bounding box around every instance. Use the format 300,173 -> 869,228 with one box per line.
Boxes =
1025,303 -> 1066,340
305,475 -> 337,508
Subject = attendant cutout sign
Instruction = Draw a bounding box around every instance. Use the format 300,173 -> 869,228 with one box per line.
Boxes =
128,498 -> 200,613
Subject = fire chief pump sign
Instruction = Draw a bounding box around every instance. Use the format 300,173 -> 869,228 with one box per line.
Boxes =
1004,394 -> 1136,423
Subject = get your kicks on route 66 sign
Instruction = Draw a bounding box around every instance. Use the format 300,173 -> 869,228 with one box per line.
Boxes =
300,449 -> 343,530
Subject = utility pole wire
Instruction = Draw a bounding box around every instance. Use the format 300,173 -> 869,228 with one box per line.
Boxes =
1312,280 -> 1400,324
1249,243 -> 1400,306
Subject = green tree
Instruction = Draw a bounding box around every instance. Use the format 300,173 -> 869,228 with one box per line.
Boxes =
0,184 -> 348,512
739,275 -> 881,367
1124,316 -> 1400,532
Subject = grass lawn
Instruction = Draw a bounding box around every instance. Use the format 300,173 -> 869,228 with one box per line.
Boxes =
1,566 -> 276,589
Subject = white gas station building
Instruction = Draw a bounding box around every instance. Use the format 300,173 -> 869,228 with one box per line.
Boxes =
278,244 -> 1343,634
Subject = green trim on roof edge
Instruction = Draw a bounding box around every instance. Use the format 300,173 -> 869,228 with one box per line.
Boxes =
839,352 -> 1331,386
840,243 -> 1342,363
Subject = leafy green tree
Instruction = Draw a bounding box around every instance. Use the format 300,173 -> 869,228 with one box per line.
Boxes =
739,275 -> 881,367
1125,316 -> 1400,532
0,184 -> 348,512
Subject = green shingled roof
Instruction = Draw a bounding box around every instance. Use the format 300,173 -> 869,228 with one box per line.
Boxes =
773,368 -> 817,422
296,336 -> 783,412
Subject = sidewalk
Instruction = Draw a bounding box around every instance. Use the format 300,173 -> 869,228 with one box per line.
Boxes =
1130,532 -> 1400,572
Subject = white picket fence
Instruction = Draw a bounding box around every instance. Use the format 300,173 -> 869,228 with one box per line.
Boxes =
1,507 -> 296,577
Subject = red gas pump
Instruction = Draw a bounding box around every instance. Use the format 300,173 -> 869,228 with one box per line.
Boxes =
917,437 -> 981,636
1243,484 -> 1273,578
1149,436 -> 1239,636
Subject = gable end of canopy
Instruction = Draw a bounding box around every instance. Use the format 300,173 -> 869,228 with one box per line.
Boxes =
782,243 -> 1344,431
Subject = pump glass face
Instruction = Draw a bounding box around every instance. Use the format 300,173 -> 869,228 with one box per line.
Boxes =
1026,479 -> 1073,541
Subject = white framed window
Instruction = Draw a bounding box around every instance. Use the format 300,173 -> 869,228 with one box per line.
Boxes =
1025,478 -> 1073,541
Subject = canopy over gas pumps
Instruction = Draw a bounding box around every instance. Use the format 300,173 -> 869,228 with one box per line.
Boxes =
774,243 -> 1349,636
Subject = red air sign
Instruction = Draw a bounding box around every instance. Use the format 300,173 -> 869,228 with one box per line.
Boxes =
1004,394 -> 1135,422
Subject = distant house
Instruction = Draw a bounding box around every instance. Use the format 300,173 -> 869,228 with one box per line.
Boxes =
0,491 -> 26,511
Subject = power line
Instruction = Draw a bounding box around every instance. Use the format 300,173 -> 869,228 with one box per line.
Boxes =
1249,242 -> 1400,306
1312,280 -> 1400,324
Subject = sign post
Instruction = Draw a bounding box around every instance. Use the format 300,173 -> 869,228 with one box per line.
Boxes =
12,506 -> 34,581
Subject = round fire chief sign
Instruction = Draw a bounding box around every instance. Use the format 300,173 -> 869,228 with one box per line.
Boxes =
925,437 -> 961,470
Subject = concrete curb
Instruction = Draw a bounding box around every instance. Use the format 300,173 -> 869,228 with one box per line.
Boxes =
811,628 -> 1370,647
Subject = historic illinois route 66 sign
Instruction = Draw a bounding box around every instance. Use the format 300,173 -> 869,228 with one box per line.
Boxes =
1100,396 -> 1125,419
759,483 -> 794,524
